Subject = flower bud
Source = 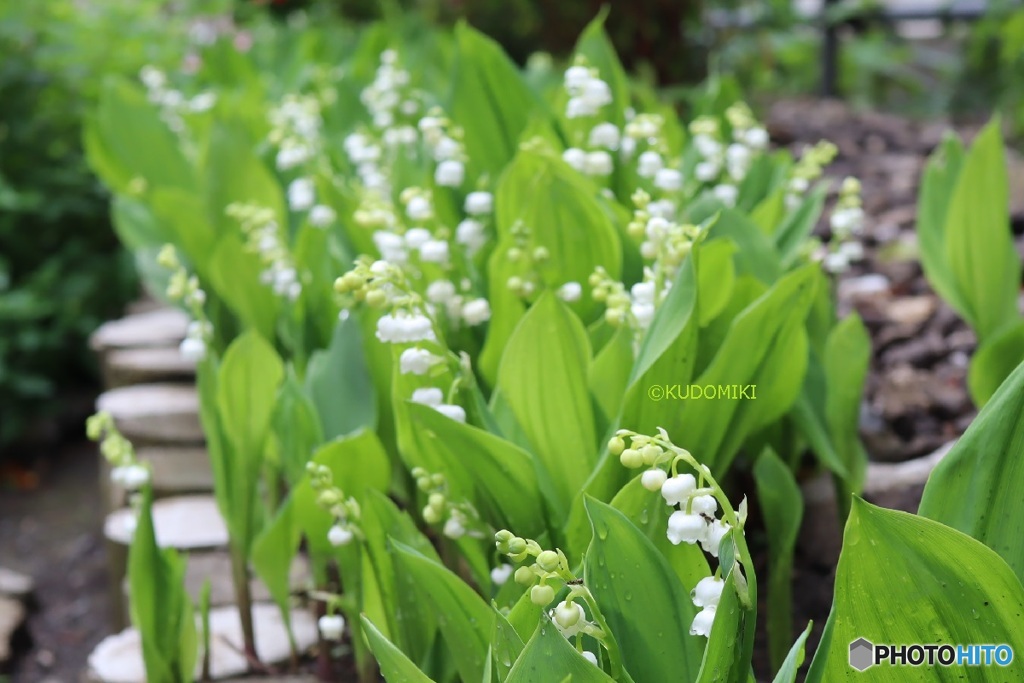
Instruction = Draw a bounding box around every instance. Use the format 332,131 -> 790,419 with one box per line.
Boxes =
536,550 -> 560,572
507,537 -> 527,555
365,289 -> 387,308
553,600 -> 583,630
640,444 -> 662,466
607,436 -> 625,456
619,448 -> 643,469
422,505 -> 441,524
428,492 -> 446,508
641,468 -> 668,492
530,583 -> 555,606
514,566 -> 535,587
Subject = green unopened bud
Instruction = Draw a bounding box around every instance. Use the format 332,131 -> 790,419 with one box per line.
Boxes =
366,289 -> 387,308
423,505 -> 442,524
495,529 -> 514,544
607,436 -> 625,456
514,566 -> 535,587
532,246 -> 549,262
317,490 -> 342,507
619,448 -> 643,469
536,550 -> 560,572
641,444 -> 662,466
507,537 -> 527,555
554,600 -> 582,629
530,583 -> 555,606
428,492 -> 446,508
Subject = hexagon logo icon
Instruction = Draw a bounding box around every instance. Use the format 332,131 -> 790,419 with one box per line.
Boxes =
849,638 -> 875,671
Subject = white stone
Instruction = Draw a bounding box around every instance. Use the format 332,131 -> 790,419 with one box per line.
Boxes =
96,384 -> 203,443
0,567 -> 33,599
105,495 -> 228,549
90,308 -> 189,352
103,347 -> 196,388
86,604 -> 318,682
0,595 -> 25,663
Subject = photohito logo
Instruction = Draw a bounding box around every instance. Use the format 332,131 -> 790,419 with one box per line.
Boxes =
849,639 -> 1014,671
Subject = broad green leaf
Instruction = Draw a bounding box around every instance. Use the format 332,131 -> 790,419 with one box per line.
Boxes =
774,184 -> 827,267
361,616 -> 437,683
207,234 -> 279,340
250,499 -> 301,646
753,449 -> 803,671
805,499 -> 1024,682
204,121 -> 284,234
696,569 -> 751,683
150,189 -> 219,276
450,23 -> 538,179
824,313 -> 871,492
480,149 -> 622,382
406,403 -> 546,536
490,605 -> 526,683
571,9 -> 629,128
305,316 -> 377,440
128,487 -> 196,683
771,623 -> 812,683
392,541 -> 494,683
584,498 -> 704,682
272,371 -> 324,486
496,293 -> 597,509
588,325 -> 634,424
944,119 -> 1019,341
967,319 -> 1024,406
505,622 -> 615,683
917,134 -> 968,316
919,360 -> 1024,584
709,209 -> 781,283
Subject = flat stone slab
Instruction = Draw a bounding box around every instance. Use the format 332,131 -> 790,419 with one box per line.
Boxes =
90,308 -> 189,353
85,604 -> 318,682
103,346 -> 196,388
0,595 -> 26,663
105,495 -> 227,549
0,567 -> 33,600
96,384 -> 203,444
121,552 -> 312,609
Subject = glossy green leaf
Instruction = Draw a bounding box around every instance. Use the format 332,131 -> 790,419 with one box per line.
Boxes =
917,134 -> 969,317
361,616 -> 437,683
770,623 -> 812,683
305,316 -> 377,440
696,569 -> 751,683
920,360 -> 1024,584
271,371 -> 324,486
505,621 -> 615,683
584,498 -> 703,683
824,313 -> 871,492
392,541 -> 494,683
250,498 -> 300,643
967,319 -> 1024,406
495,293 -> 597,509
753,449 -> 803,671
806,499 -> 1024,682
204,121 -> 284,234
943,119 -> 1019,341
490,605 -> 526,682
406,403 -> 546,536
207,234 -> 280,341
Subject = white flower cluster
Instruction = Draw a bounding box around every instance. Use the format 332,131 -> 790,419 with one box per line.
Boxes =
227,203 -> 302,301
564,63 -> 613,120
86,412 -> 151,495
590,266 -> 669,331
612,429 -> 748,638
376,309 -> 436,343
345,131 -> 389,194
689,104 -> 769,209
561,61 -> 617,178
307,463 -> 361,549
268,94 -> 322,172
179,320 -> 212,363
411,386 -> 465,424
138,65 -> 216,137
413,468 -> 483,540
361,49 -> 419,131
822,176 -> 866,274
419,113 -> 467,188
158,245 -> 207,312
785,140 -> 838,209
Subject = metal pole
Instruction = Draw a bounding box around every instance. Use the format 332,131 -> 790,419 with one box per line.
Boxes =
822,0 -> 840,97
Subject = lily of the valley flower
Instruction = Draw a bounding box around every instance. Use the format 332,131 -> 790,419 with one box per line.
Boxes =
318,614 -> 345,641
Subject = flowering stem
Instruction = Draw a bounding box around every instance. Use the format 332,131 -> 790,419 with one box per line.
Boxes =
572,587 -> 624,679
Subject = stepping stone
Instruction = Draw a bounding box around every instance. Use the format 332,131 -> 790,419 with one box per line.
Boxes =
103,346 -> 196,389
0,568 -> 33,600
104,495 -> 227,549
120,552 -> 312,613
85,604 -> 318,682
90,308 -> 189,354
96,384 -> 203,444
102,446 -> 214,511
0,595 -> 26,664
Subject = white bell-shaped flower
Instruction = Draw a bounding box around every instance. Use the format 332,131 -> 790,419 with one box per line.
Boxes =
411,387 -> 443,407
461,298 -> 491,326
637,151 -> 663,178
318,614 -> 345,641
490,564 -> 513,586
690,494 -> 718,516
562,147 -> 587,171
589,123 -> 620,150
328,524 -> 353,547
557,281 -> 582,302
661,473 -> 697,506
288,178 -> 315,212
399,347 -> 438,375
552,600 -> 586,637
667,510 -> 707,546
654,168 -> 683,191
689,606 -> 716,637
641,468 -> 668,492
435,159 -> 465,187
691,575 -> 725,608
434,404 -> 467,423
701,519 -> 731,558
464,191 -> 493,216
179,336 -> 206,362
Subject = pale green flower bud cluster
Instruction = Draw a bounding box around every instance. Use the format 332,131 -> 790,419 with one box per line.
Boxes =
628,190 -> 699,273
268,93 -> 323,172
413,467 -> 484,540
307,463 -> 361,547
785,140 -> 838,209
613,428 -> 749,639
86,411 -> 150,493
504,222 -> 548,301
821,176 -> 866,274
158,245 -> 207,315
227,202 -> 302,301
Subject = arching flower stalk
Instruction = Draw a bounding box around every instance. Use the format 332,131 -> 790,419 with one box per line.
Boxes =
307,463 -> 363,548
412,467 -> 488,540
86,411 -> 150,535
494,531 -> 620,673
611,428 -> 753,638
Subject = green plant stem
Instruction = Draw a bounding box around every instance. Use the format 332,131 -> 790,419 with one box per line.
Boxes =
229,543 -> 258,664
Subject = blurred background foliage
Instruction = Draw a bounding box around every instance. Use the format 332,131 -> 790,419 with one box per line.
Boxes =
1,0 -> 1022,454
